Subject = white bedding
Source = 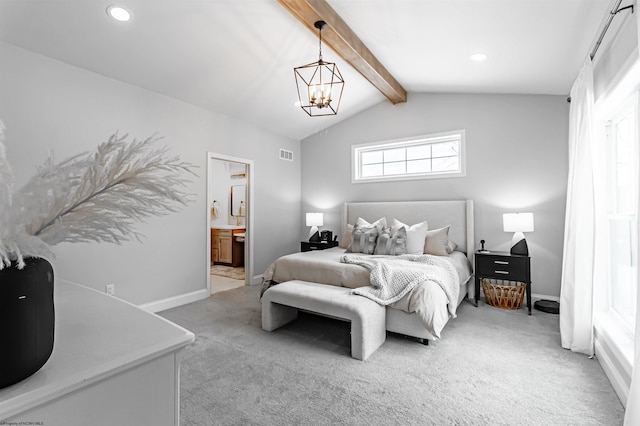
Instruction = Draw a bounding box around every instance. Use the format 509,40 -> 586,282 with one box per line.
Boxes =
261,247 -> 473,338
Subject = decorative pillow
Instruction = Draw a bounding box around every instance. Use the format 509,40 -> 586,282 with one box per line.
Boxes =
424,225 -> 451,256
356,216 -> 387,232
391,219 -> 428,254
339,224 -> 354,249
374,226 -> 408,256
447,240 -> 457,254
347,224 -> 379,254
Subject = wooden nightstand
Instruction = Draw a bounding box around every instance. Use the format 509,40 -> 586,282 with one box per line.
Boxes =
301,240 -> 339,252
474,251 -> 532,315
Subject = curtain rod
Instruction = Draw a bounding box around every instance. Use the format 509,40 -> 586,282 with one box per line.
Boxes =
590,1 -> 634,61
567,1 -> 634,103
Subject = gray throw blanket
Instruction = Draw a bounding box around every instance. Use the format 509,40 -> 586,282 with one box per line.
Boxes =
340,254 -> 460,317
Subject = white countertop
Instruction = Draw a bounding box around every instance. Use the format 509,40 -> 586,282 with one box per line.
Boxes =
0,280 -> 194,420
211,225 -> 245,230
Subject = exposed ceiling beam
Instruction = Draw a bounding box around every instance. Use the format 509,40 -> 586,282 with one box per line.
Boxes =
278,0 -> 407,104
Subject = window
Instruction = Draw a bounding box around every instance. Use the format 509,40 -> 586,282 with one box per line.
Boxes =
352,130 -> 465,183
605,93 -> 638,333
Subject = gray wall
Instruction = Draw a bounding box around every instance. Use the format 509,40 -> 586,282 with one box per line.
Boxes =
301,93 -> 569,299
0,42 -> 300,305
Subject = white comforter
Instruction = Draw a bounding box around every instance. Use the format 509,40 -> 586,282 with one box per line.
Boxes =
262,247 -> 472,338
341,254 -> 460,317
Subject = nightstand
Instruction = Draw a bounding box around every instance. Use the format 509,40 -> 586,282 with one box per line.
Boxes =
301,240 -> 339,252
474,251 -> 532,315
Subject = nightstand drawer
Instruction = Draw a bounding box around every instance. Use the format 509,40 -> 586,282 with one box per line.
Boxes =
476,255 -> 529,282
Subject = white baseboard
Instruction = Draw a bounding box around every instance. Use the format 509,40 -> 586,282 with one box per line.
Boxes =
531,293 -> 559,302
139,289 -> 209,313
595,337 -> 629,407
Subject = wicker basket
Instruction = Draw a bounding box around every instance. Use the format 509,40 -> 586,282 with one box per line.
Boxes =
481,279 -> 525,310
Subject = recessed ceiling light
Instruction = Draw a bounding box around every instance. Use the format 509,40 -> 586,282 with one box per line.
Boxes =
107,5 -> 131,22
470,53 -> 488,62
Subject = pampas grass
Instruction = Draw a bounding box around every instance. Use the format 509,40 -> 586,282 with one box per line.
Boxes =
0,124 -> 196,269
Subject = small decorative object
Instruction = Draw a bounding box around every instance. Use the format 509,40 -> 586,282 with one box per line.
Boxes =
294,20 -> 345,117
503,212 -> 534,256
0,121 -> 196,388
481,279 -> 526,310
534,299 -> 560,314
480,239 -> 485,250
306,212 -> 323,242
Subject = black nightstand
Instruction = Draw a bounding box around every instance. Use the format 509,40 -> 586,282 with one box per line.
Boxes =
301,240 -> 339,252
474,251 -> 532,315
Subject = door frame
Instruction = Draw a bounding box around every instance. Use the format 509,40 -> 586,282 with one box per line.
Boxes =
206,152 -> 254,294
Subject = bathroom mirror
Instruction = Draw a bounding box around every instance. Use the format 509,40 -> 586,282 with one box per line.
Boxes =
231,185 -> 246,217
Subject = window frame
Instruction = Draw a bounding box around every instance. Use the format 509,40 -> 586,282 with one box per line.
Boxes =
351,130 -> 466,184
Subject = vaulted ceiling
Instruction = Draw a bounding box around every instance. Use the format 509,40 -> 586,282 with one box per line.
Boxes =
0,0 -> 612,140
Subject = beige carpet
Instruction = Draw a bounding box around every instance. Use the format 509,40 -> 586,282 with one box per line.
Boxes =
160,286 -> 625,425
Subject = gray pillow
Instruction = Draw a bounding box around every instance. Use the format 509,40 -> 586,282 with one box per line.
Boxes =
347,224 -> 379,254
424,225 -> 451,256
374,226 -> 408,256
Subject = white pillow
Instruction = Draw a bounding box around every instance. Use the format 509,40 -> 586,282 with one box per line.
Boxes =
391,219 -> 428,255
424,226 -> 451,256
356,216 -> 387,231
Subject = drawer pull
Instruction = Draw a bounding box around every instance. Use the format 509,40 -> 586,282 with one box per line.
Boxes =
494,270 -> 509,275
494,261 -> 509,265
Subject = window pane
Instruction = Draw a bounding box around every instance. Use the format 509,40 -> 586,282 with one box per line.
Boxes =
432,156 -> 459,172
362,163 -> 383,177
432,141 -> 459,158
407,145 -> 430,160
407,159 -> 431,174
383,148 -> 405,163
361,151 -> 382,165
384,161 -> 406,176
609,217 -> 637,326
614,114 -> 635,213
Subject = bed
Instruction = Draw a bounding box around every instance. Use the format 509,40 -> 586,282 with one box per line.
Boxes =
262,200 -> 475,343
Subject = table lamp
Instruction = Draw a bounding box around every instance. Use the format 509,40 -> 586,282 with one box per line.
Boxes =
306,212 -> 323,242
503,212 -> 534,256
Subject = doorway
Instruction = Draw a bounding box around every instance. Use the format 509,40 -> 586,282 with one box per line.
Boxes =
207,153 -> 253,296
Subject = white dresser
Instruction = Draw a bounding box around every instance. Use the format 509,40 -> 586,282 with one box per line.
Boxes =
0,280 -> 194,425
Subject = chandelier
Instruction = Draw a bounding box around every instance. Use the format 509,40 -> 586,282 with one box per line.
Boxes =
294,21 -> 344,117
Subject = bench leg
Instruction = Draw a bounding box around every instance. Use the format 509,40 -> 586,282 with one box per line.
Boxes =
350,311 -> 386,361
262,301 -> 298,331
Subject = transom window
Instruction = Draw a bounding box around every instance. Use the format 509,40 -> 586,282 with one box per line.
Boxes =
352,130 -> 465,183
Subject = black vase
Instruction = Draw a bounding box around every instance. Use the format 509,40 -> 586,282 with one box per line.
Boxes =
0,257 -> 55,389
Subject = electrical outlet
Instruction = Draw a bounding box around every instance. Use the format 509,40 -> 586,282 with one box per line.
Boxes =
105,284 -> 115,296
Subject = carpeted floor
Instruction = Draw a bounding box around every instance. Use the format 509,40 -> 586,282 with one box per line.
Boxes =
159,286 -> 625,426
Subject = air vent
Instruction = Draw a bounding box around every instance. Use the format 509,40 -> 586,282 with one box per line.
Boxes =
279,149 -> 293,161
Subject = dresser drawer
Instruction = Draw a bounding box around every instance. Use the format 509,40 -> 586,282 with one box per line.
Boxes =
475,255 -> 529,282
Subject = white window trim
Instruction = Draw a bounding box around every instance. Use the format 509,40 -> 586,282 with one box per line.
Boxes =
351,130 -> 466,184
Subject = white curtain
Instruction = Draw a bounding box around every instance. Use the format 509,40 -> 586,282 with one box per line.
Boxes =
559,57 -> 596,356
623,10 -> 640,425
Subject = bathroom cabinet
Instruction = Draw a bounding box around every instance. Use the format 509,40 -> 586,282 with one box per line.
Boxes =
211,228 -> 244,266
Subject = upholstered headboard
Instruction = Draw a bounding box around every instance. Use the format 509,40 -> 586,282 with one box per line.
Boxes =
343,200 -> 475,264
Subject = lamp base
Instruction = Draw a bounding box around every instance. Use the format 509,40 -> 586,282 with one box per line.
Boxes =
510,232 -> 529,256
308,226 -> 320,242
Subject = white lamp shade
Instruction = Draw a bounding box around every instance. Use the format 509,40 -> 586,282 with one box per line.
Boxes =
306,212 -> 324,227
503,213 -> 534,233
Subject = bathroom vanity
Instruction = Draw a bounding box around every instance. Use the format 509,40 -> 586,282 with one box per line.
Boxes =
211,226 -> 245,267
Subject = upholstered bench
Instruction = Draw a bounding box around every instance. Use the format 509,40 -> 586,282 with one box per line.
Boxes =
261,280 -> 386,361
